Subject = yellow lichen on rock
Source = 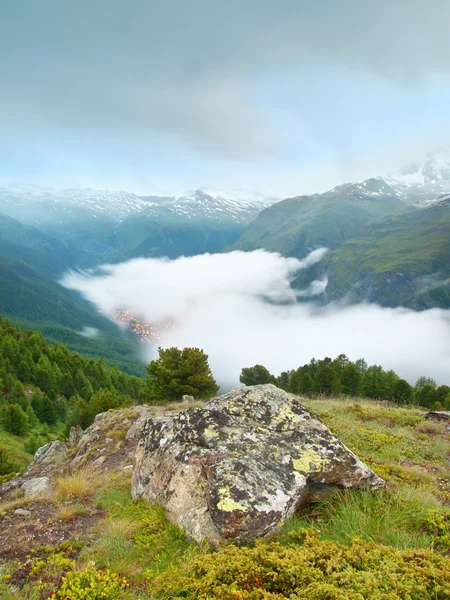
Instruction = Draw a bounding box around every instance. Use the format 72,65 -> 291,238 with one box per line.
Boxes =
292,447 -> 333,473
217,487 -> 247,512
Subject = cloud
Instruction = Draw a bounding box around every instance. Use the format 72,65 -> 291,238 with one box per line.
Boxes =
79,326 -> 99,339
63,251 -> 450,389
2,1 -> 450,161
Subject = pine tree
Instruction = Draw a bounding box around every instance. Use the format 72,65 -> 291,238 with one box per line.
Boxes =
341,364 -> 361,396
146,347 -> 219,401
17,359 -> 31,382
3,404 -> 28,435
392,379 -> 413,404
239,365 -> 275,386
313,365 -> 339,396
9,380 -> 28,410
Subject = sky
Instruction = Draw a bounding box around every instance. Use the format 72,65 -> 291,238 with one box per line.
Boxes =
1,0 -> 450,196
63,251 -> 450,390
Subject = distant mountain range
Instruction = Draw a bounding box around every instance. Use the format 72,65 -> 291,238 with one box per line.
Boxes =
0,184 -> 275,226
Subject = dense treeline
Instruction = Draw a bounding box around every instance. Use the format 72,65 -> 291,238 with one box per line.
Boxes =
240,354 -> 450,409
0,315 -> 144,472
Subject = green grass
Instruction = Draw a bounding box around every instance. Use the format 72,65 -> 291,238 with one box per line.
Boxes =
281,487 -> 441,550
0,420 -> 65,471
0,428 -> 34,470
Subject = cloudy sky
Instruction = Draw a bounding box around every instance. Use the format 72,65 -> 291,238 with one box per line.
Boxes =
2,1 -> 450,196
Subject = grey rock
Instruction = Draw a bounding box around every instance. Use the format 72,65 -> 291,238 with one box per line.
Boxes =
182,395 -> 195,403
22,477 -> 51,498
132,384 -> 384,544
426,411 -> 450,422
14,508 -> 31,516
27,441 -> 68,475
126,411 -> 152,440
68,425 -> 83,446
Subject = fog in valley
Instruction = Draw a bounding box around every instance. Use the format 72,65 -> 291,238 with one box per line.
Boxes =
63,250 -> 450,389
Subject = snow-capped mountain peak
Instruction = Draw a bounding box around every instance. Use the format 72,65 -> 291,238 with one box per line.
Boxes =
382,147 -> 450,204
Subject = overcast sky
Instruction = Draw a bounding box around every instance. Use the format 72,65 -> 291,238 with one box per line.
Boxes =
2,1 -> 450,196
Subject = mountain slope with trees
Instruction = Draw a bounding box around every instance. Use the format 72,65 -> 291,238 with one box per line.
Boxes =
0,315 -> 144,473
324,197 -> 450,308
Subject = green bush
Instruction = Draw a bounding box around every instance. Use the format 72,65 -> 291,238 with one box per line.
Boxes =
150,529 -> 450,600
0,446 -> 18,476
51,567 -> 128,599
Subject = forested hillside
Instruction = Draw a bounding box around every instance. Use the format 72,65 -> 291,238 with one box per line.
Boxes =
0,316 -> 143,474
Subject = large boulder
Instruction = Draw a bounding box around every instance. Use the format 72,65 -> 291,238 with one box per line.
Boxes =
132,384 -> 384,544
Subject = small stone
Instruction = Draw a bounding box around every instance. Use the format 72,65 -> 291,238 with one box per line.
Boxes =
182,395 -> 195,403
105,437 -> 113,444
14,508 -> 31,516
122,465 -> 133,471
22,477 -> 51,498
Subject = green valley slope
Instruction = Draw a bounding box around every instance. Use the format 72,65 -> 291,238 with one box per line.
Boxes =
324,197 -> 450,308
230,178 -> 407,258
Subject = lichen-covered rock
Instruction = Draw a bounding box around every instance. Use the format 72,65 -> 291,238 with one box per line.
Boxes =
22,477 -> 51,497
132,384 -> 384,544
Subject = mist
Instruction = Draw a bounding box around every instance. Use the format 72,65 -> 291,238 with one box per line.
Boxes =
63,251 -> 450,389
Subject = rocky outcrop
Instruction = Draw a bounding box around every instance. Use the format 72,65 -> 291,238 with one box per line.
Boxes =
132,384 -> 384,544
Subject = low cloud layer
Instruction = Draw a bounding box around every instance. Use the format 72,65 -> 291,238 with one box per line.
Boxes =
63,251 -> 450,389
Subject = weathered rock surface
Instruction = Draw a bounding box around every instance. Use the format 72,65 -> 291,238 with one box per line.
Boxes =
132,384 -> 384,544
426,411 -> 450,422
22,477 -> 51,497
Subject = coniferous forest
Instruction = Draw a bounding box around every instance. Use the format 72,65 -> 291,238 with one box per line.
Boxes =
0,315 -> 143,473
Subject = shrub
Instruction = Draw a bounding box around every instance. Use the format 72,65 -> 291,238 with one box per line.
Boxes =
150,529 -> 450,600
0,447 -> 18,476
51,567 -> 128,599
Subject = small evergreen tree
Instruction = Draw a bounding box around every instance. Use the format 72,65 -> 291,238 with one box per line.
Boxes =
392,379 -> 413,404
146,347 -> 219,402
3,404 -> 28,435
341,364 -> 361,396
239,365 -> 275,387
313,365 -> 340,396
9,380 -> 28,410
